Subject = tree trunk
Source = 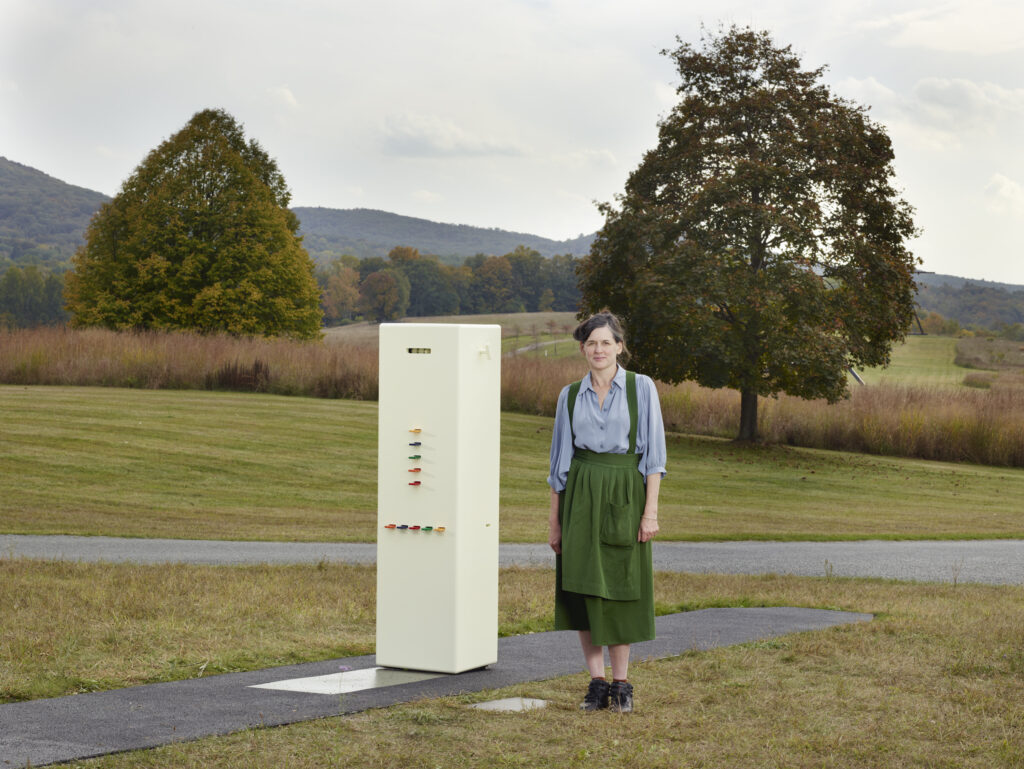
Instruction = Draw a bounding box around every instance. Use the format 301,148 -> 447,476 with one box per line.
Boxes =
737,388 -> 759,442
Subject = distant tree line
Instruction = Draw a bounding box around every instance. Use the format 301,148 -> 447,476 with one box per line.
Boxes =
0,245 -> 580,330
918,309 -> 1024,341
0,265 -> 68,328
317,245 -> 581,324
8,248 -> 1024,340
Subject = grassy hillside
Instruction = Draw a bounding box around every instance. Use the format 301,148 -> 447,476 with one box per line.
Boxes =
0,156 -> 109,271
4,385 -> 1024,542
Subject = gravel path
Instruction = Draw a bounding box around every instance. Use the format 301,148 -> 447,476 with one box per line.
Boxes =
4,535 -> 1023,585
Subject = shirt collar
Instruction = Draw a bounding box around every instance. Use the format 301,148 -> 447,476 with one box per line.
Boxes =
582,365 -> 626,393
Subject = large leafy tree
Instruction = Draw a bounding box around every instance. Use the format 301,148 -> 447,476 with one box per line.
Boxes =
317,255 -> 361,325
400,258 -> 460,317
579,27 -> 918,440
504,246 -> 546,312
470,256 -> 520,313
543,253 -> 582,311
66,109 -> 322,339
358,268 -> 410,322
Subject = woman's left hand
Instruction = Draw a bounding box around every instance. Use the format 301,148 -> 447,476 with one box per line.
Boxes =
639,475 -> 661,543
638,513 -> 659,543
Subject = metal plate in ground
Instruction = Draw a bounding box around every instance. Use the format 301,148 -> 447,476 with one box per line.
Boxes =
251,666 -> 443,695
469,697 -> 548,712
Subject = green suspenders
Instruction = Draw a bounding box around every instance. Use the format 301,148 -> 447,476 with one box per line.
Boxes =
566,371 -> 638,454
626,372 -> 638,453
567,380 -> 581,445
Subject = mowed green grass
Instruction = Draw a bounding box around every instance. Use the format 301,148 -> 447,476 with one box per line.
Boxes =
858,335 -> 962,386
3,384 -> 1024,542
0,386 -> 378,541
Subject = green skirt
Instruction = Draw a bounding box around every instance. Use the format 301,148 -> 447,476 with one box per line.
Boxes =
554,450 -> 654,646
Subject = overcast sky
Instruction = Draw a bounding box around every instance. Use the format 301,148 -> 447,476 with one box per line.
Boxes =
2,0 -> 1022,283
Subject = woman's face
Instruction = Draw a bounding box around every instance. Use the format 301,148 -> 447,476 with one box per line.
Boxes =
581,324 -> 622,374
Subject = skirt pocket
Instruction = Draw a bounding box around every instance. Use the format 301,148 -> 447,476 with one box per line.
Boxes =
600,501 -> 638,547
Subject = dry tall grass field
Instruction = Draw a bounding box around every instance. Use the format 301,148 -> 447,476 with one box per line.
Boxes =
4,322 -> 1024,466
0,326 -> 378,399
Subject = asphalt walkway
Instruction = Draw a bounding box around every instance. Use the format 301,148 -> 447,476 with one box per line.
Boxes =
0,607 -> 870,767
4,534 -> 1024,585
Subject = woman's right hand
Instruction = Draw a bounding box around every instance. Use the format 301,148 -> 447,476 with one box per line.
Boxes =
549,522 -> 562,554
549,489 -> 563,554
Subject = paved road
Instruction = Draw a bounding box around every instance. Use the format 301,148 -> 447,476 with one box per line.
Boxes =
4,534 -> 1024,585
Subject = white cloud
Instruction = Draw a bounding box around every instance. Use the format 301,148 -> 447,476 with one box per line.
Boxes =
913,78 -> 1024,130
834,75 -> 1024,151
268,85 -> 299,110
834,76 -> 899,110
984,173 -> 1024,218
380,114 -> 528,158
862,0 -> 1024,55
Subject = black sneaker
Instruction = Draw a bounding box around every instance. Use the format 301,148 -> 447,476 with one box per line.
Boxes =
609,681 -> 633,713
580,678 -> 610,711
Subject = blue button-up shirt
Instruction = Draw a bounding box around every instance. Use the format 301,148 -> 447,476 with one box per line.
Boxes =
547,366 -> 667,492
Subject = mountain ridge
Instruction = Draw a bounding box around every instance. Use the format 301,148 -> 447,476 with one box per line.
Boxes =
293,205 -> 595,261
1,156 -> 1020,295
0,156 -> 111,269
0,156 -> 596,267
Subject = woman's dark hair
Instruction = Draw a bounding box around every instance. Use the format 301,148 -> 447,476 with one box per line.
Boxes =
573,311 -> 630,362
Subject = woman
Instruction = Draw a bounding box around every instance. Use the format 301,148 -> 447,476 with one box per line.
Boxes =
547,311 -> 666,713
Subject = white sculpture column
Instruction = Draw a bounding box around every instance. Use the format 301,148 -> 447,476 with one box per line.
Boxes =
375,323 -> 501,673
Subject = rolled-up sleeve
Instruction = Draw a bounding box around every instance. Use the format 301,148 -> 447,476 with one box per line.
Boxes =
546,385 -> 574,492
637,375 -> 667,480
